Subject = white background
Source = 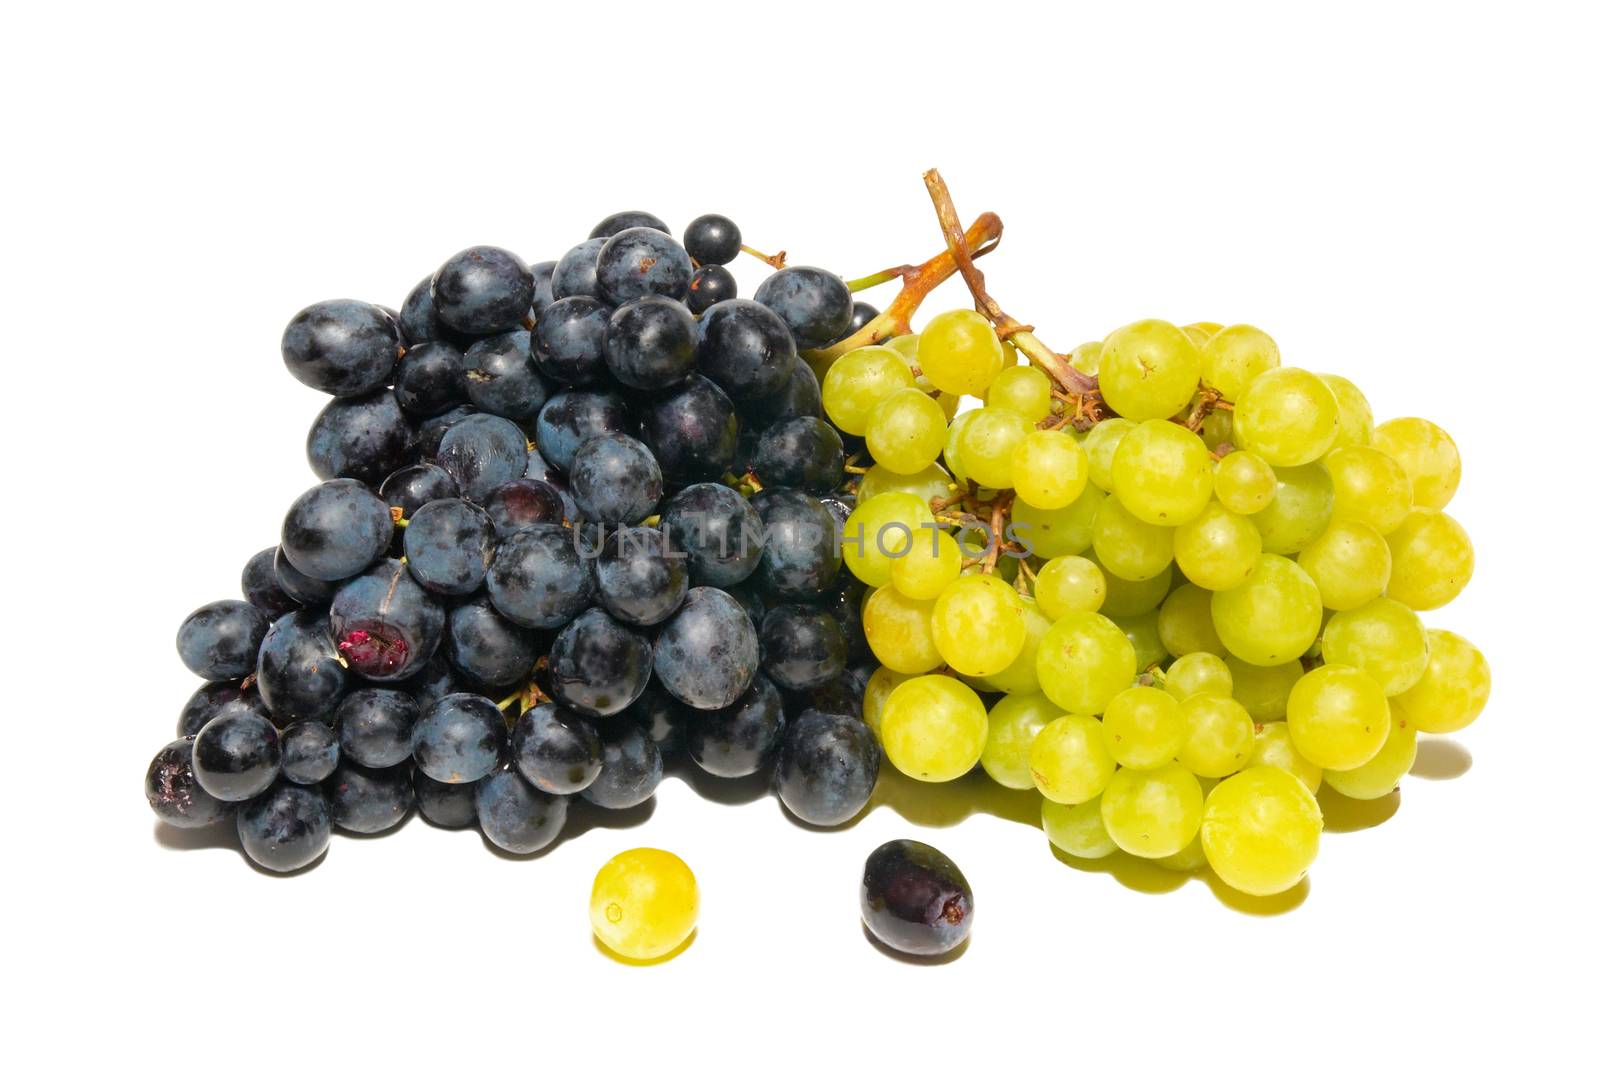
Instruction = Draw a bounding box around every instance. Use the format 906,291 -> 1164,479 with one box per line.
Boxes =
5,1 -> 1596,1065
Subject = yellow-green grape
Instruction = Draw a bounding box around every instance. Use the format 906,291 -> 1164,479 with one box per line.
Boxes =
979,596 -> 1051,694
1321,596 -> 1429,696
821,346 -> 914,436
1094,556 -> 1172,617
841,491 -> 934,587
1286,664 -> 1391,770
1213,450 -> 1277,515
1110,419 -> 1214,526
1092,496 -> 1174,582
1041,796 -> 1117,859
886,333 -> 920,360
931,573 -> 1027,677
986,364 -> 1053,421
954,407 -> 1029,489
889,526 -> 962,601
857,462 -> 954,505
1157,583 -> 1223,656
1323,709 -> 1417,799
1029,714 -> 1116,804
1083,417 -> 1135,491
1199,324 -> 1280,400
1100,763 -> 1204,858
1373,416 -> 1461,510
1098,319 -> 1203,421
1233,367 -> 1340,467
1034,555 -> 1106,618
1296,519 -> 1390,611
1248,721 -> 1322,793
1251,462 -> 1333,554
589,848 -> 699,961
1201,766 -> 1322,896
1177,694 -> 1255,778
1320,374 -> 1375,449
1012,431 -> 1090,510
1185,321 -> 1224,342
1394,629 -> 1490,733
1153,833 -> 1208,872
1385,509 -> 1474,610
942,409 -> 976,483
1324,446 -> 1413,534
1165,652 -> 1233,701
1227,656 -> 1303,721
880,675 -> 989,782
918,309 -> 1005,396
1196,407 -> 1233,453
1068,340 -> 1103,376
982,691 -> 1062,788
862,585 -> 942,674
1036,611 -> 1137,715
1001,339 -> 1019,368
1011,483 -> 1104,558
1103,686 -> 1184,769
866,388 -> 948,475
1173,501 -> 1262,591
1115,610 -> 1167,671
862,666 -> 913,737
1210,553 -> 1323,666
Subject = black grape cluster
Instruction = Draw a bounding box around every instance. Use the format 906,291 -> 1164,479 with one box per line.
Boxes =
147,211 -> 886,873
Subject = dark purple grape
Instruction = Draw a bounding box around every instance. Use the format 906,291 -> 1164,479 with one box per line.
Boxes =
654,588 -> 760,711
280,720 -> 340,785
626,682 -> 694,758
512,703 -> 602,795
446,596 -> 541,690
280,479 -> 393,582
178,681 -> 269,737
307,389 -> 413,485
594,525 -> 688,627
380,463 -> 459,520
684,214 -> 741,265
860,840 -> 974,957
528,260 -> 557,317
403,497 -> 495,596
146,739 -> 234,828
742,359 -> 822,428
400,276 -> 470,350
551,238 -> 606,300
759,604 -> 847,690
256,608 -> 349,725
238,782 -> 331,872
534,388 -> 634,474
485,523 -> 594,629
696,299 -> 797,401
604,296 -> 697,390
752,489 -> 841,601
476,767 -> 567,853
393,340 -> 467,416
242,547 -> 299,618
412,693 -> 507,785
658,482 -> 765,587
548,607 -> 652,717
532,295 -> 611,386
413,767 -> 478,827
753,417 -> 844,495
327,760 -> 414,834
753,266 -> 852,349
191,709 -> 281,802
177,600 -> 270,681
590,211 -> 670,239
464,330 -> 551,421
638,375 -> 739,484
335,688 -> 419,769
330,559 -> 446,681
776,711 -> 879,827
596,228 -> 693,305
282,299 -> 402,397
570,433 -> 662,525
484,479 -> 564,539
687,673 -> 784,777
435,413 -> 529,503
581,718 -> 662,810
433,246 -> 534,336
686,264 -> 736,314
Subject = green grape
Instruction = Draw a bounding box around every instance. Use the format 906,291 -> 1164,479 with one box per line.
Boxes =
1083,417 -> 1135,491
1324,446 -> 1413,534
1001,339 -> 1019,368
1233,367 -> 1340,467
954,406 -> 1029,489
979,596 -> 1052,694
1068,340 -> 1103,375
857,462 -> 954,505
1165,652 -> 1233,701
1098,320 -> 1203,421
1092,496 -> 1174,581
1029,714 -> 1116,804
1157,582 -> 1223,656
1321,596 -> 1429,695
1213,450 -> 1277,515
1199,324 -> 1280,400
886,333 -> 920,360
821,346 -> 915,436
1252,462 -> 1333,554
1385,509 -> 1474,610
866,388 -> 948,475
1034,555 -> 1106,618
1115,610 -> 1168,671
1042,796 -> 1118,859
1196,407 -> 1234,452
1394,629 -> 1490,733
942,409 -> 977,483
1184,321 -> 1223,344
1111,419 -> 1214,526
1100,763 -> 1204,858
1177,694 -> 1255,778
1012,431 -> 1089,510
1296,518 -> 1391,611
863,666 -> 913,737
1373,417 -> 1461,510
1092,554 -> 1172,617
1201,766 -> 1322,896
1248,721 -> 1322,792
1103,686 -> 1184,769
1211,553 -> 1323,666
982,691 -> 1062,788
1152,833 -> 1208,872
1320,373 -> 1375,449
918,309 -> 1005,396
1226,655 -> 1303,721
932,573 -> 1027,677
881,675 -> 989,782
986,364 -> 1053,421
1286,664 -> 1390,770
889,526 -> 963,601
886,333 -> 958,417
1173,500 -> 1262,591
1036,611 -> 1137,715
862,585 -> 943,674
1011,483 -> 1105,558
1323,709 -> 1417,799
841,491 -> 935,587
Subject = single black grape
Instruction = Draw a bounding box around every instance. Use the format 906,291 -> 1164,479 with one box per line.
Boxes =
280,720 -> 340,785
464,329 -> 551,421
256,608 -> 349,725
476,767 -> 567,853
686,264 -> 736,314
753,417 -> 844,494
400,276 -> 470,350
790,670 -> 866,721
406,652 -> 469,707
595,525 -> 688,627
485,523 -> 594,629
775,711 -> 880,827
759,604 -> 847,690
846,301 -> 880,337
654,587 -> 760,710
178,681 -> 270,737
242,547 -> 299,618
327,760 -> 414,834
412,693 -> 507,785
570,433 -> 662,525
659,482 -> 765,587
177,600 -> 270,681
590,210 -> 670,239
860,840 -> 974,957
742,358 -> 822,428
413,766 -> 478,827
687,673 -> 784,777
394,340 -> 468,417
146,739 -> 234,828
528,260 -> 557,318
581,717 -> 663,810
484,478 -> 565,539
596,228 -> 693,305
684,213 -> 741,265
433,246 -> 534,336
724,580 -> 769,630
638,375 -> 739,484
380,463 -> 460,520
403,497 -> 495,596
512,703 -> 603,794
335,688 -> 419,769
307,388 -> 414,485
191,709 -> 281,802
695,299 -> 797,401
280,479 -> 393,582
752,489 -> 842,601
414,404 -> 477,459
551,238 -> 606,300
534,388 -> 634,474
446,595 -> 541,690
626,682 -> 694,758
434,413 -> 529,503
753,266 -> 852,349
604,296 -> 698,390
330,559 -> 446,681
282,299 -> 402,397
532,295 -> 612,386
548,607 -> 653,717
238,781 -> 332,873
822,572 -> 870,664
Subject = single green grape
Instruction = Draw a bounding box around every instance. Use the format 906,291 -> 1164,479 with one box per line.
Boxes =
1029,714 -> 1116,804
982,691 -> 1063,788
1033,555 -> 1106,618
1320,374 -> 1375,449
866,388 -> 948,475
1041,795 -> 1118,859
1173,500 -> 1262,591
1100,763 -> 1204,858
1035,611 -> 1137,715
1199,324 -> 1280,400
1201,766 -> 1322,896
1324,446 -> 1413,534
1210,553 -> 1323,666
1114,610 -> 1167,671
821,346 -> 915,436
1233,367 -> 1340,467
1213,450 -> 1277,515
1094,554 -> 1173,617
919,309 -> 1005,396
1103,686 -> 1184,769
862,585 -> 943,674
1111,419 -> 1214,526
1152,832 -> 1208,872
1067,340 -> 1103,376
857,462 -> 954,505
986,364 -> 1053,421
1373,417 -> 1460,510
1323,709 -> 1418,799
841,491 -> 935,587
931,573 -> 1028,677
1157,582 -> 1223,656
1177,694 -> 1255,778
590,848 -> 699,961
979,595 -> 1052,694
1184,321 -> 1224,344
1248,721 -> 1322,792
880,675 -> 989,782
1092,496 -> 1174,582
1320,596 -> 1430,695
890,526 -> 963,601
1385,509 -> 1474,610
1296,519 -> 1391,611
942,409 -> 977,483
954,406 -> 1029,489
1012,431 -> 1090,510
1165,651 -> 1233,701
863,666 -> 913,737
1226,655 -> 1303,721
1286,664 -> 1391,770
1251,462 -> 1333,555
1393,629 -> 1490,733
1083,417 -> 1135,491
886,333 -> 920,360
1010,483 -> 1105,558
1098,320 -> 1202,421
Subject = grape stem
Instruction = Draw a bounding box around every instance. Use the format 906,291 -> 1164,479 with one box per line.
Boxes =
740,244 -> 787,269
